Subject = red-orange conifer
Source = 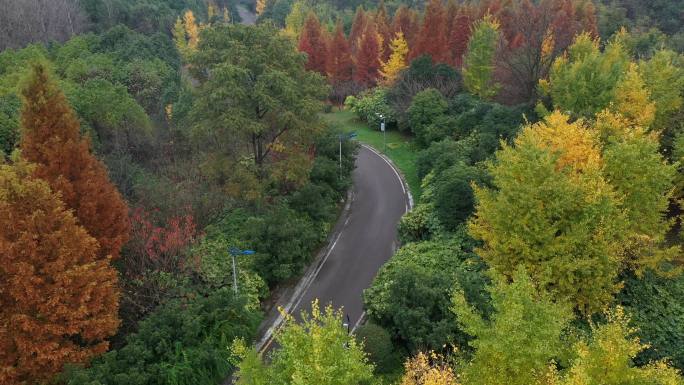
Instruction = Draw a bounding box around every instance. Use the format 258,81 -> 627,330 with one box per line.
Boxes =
0,159 -> 120,385
392,6 -> 419,47
298,12 -> 328,75
448,8 -> 473,67
411,0 -> 448,63
328,19 -> 354,82
349,6 -> 367,53
375,0 -> 393,62
354,21 -> 381,86
20,64 -> 130,260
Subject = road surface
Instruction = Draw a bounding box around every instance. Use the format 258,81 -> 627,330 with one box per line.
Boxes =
256,144 -> 412,353
237,4 -> 256,25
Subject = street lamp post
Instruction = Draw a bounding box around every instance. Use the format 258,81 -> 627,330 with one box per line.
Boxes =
338,131 -> 358,176
229,247 -> 255,296
376,113 -> 386,152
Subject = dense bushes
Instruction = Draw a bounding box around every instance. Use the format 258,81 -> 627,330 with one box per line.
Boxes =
407,88 -> 455,147
345,87 -> 396,130
618,271 -> 684,370
387,55 -> 462,130
355,323 -> 400,374
364,236 -> 490,353
64,291 -> 261,385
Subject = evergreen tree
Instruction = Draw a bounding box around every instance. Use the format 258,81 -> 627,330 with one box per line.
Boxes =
0,158 -> 120,385
20,64 -> 130,260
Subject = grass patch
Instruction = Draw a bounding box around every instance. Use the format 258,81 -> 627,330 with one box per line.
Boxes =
323,109 -> 422,200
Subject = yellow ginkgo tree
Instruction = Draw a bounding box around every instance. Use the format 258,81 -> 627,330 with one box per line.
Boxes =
380,32 -> 409,85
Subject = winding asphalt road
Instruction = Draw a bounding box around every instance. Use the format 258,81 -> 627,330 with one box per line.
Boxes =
256,144 -> 412,353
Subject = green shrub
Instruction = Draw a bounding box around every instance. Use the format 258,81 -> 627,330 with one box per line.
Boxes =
430,163 -> 488,231
246,204 -> 324,285
618,271 -> 684,370
364,236 -> 490,353
345,87 -> 396,129
63,290 -> 262,385
416,138 -> 476,179
0,94 -> 20,157
407,88 -> 451,147
355,323 -> 400,374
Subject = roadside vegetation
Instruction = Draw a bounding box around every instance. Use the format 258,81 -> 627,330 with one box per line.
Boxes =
1,0 -> 684,384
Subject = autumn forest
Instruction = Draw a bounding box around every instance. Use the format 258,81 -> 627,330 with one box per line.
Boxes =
1,0 -> 684,384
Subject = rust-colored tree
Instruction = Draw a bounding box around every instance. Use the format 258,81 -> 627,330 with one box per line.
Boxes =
392,5 -> 419,47
411,0 -> 448,63
354,20 -> 381,87
445,0 -> 459,37
298,12 -> 328,75
118,207 -> 199,332
0,159 -> 120,385
448,7 -> 474,67
492,0 -> 598,104
349,6 -> 367,53
19,64 -> 130,260
328,19 -> 354,83
375,0 -> 393,62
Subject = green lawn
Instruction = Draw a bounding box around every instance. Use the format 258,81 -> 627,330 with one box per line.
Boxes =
323,109 -> 422,200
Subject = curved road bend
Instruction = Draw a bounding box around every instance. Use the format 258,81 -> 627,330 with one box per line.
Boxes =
257,145 -> 411,353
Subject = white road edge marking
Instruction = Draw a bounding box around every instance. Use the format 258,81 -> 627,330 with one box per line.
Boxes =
256,145 -> 413,353
351,311 -> 366,333
361,144 -> 414,212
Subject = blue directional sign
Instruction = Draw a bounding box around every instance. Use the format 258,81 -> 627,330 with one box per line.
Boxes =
229,247 -> 255,255
339,132 -> 357,140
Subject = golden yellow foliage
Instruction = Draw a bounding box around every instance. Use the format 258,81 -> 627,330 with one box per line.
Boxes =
208,2 -> 217,19
400,352 -> 460,385
184,10 -> 199,51
613,62 -> 656,129
541,29 -> 555,61
523,111 -> 602,176
380,32 -> 409,85
256,0 -> 267,15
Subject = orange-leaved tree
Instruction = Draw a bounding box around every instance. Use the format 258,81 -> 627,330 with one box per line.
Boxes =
411,0 -> 448,63
327,19 -> 354,83
392,5 -> 419,48
354,20 -> 381,86
349,6 -> 368,53
20,63 -> 130,260
375,0 -> 393,61
298,12 -> 328,75
0,158 -> 120,385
